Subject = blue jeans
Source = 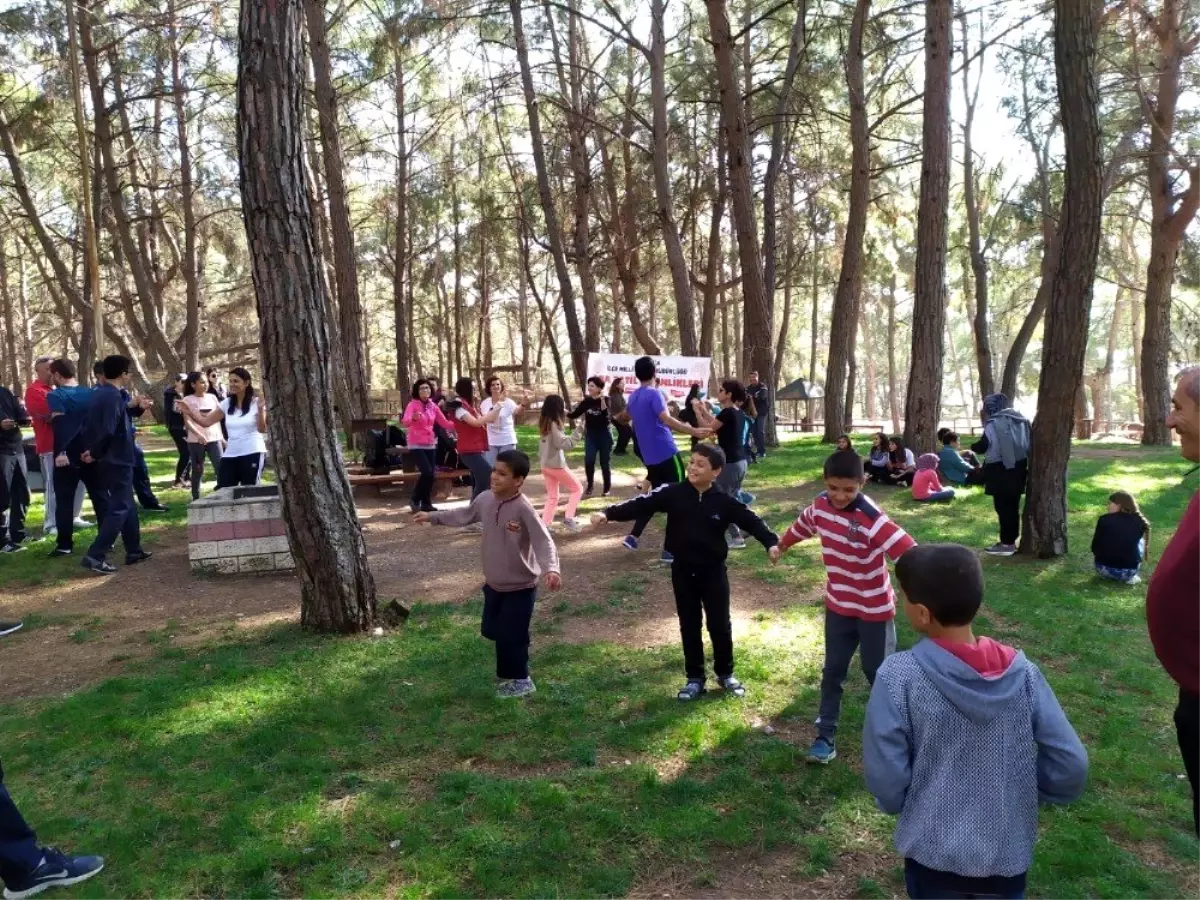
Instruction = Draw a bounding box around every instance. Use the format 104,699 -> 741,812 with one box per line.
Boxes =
752,411 -> 767,456
133,444 -> 159,508
904,858 -> 1026,899
584,429 -> 613,493
87,462 -> 141,562
461,452 -> 493,500
917,489 -> 955,503
485,443 -> 516,468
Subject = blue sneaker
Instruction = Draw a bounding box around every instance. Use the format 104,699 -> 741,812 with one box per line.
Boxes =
3,848 -> 105,899
805,736 -> 836,764
739,491 -> 757,505
621,535 -> 639,551
656,551 -> 674,566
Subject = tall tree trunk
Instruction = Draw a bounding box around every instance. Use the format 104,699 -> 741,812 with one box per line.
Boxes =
774,175 -> 796,385
305,0 -> 369,418
904,0 -> 953,452
887,268 -> 900,433
706,0 -> 771,424
0,239 -> 18,393
864,308 -> 879,421
1020,0 -> 1103,558
1140,0 -> 1200,445
1132,281 -> 1144,423
238,0 -> 376,631
699,106 -> 727,359
168,0 -> 202,372
392,41 -> 410,390
959,10 -> 994,397
509,0 -> 586,387
823,0 -> 869,441
809,225 -> 819,385
650,0 -> 699,355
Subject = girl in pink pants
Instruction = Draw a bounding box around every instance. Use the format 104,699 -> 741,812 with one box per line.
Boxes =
537,395 -> 584,532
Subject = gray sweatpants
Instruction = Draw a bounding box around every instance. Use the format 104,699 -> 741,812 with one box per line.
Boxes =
816,607 -> 896,741
714,458 -> 749,541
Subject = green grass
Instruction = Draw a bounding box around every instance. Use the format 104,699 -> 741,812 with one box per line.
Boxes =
0,432 -> 1196,897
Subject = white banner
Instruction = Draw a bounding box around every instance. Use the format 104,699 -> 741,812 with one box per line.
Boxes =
586,353 -> 712,403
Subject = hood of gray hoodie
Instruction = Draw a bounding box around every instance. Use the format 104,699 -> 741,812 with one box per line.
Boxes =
911,639 -> 1029,726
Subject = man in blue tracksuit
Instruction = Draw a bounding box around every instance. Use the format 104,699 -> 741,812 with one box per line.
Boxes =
90,362 -> 168,514
79,356 -> 150,575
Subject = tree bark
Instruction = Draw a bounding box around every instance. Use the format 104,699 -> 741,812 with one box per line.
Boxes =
822,0 -> 869,442
0,238 -> 18,394
903,0 -> 953,452
509,0 -> 586,387
1140,0 -> 1199,445
237,0 -> 377,631
305,0 -> 369,417
392,40 -> 411,390
887,267 -> 900,433
1020,0 -> 1103,558
699,105 -> 728,360
168,0 -> 202,372
706,0 -> 772,400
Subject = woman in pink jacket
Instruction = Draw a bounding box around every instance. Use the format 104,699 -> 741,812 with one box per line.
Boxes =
402,379 -> 454,513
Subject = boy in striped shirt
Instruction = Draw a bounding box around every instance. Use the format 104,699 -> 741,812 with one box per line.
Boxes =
777,450 -> 916,763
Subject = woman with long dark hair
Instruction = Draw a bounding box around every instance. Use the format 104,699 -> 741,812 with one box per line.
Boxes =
181,368 -> 268,489
537,394 -> 584,531
677,384 -> 703,451
609,378 -> 634,455
450,377 -> 499,501
164,373 -> 191,489
692,379 -> 752,547
865,432 -> 890,483
175,371 -> 224,500
885,436 -> 916,487
568,375 -> 614,496
402,378 -> 454,513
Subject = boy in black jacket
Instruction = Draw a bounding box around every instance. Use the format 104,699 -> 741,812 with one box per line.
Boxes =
592,443 -> 780,700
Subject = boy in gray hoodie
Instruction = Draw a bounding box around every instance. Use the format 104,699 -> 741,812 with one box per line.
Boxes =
863,544 -> 1088,899
415,449 -> 561,698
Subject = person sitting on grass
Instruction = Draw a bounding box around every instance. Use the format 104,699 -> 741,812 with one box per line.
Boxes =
835,434 -> 854,453
1091,490 -> 1151,585
885,437 -> 916,487
912,453 -> 955,504
865,432 -> 890,484
414,450 -> 560,699
937,431 -> 983,487
592,443 -> 779,701
863,543 -> 1088,900
776,450 -> 916,763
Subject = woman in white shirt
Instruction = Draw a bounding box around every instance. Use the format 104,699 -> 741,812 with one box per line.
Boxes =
178,367 -> 268,491
176,371 -> 225,500
479,376 -> 529,466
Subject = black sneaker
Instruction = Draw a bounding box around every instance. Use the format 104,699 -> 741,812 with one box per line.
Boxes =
141,504 -> 169,514
125,550 -> 153,565
47,548 -> 72,558
0,621 -> 23,637
80,557 -> 116,575
677,680 -> 707,701
420,504 -> 438,513
2,847 -> 105,899
585,486 -> 594,497
0,542 -> 26,554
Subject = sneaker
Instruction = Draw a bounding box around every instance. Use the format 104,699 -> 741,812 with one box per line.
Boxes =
602,489 -> 611,497
585,486 -> 594,497
563,518 -> 584,534
47,548 -> 72,558
654,551 -> 674,566
2,848 -> 105,899
0,542 -> 26,554
80,556 -> 116,575
621,535 -> 639,551
141,504 -> 169,514
21,535 -> 42,544
0,621 -> 23,637
497,678 -> 536,698
984,543 -> 1017,557
1127,574 -> 1142,585
125,550 -> 153,565
718,675 -> 746,697
677,680 -> 707,701
805,736 -> 837,764
72,518 -> 93,529
727,535 -> 747,550
420,504 -> 438,513
738,491 -> 757,505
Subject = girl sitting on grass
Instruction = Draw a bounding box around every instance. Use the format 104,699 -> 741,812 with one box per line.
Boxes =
866,432 -> 890,483
885,437 -> 916,487
537,395 -> 585,532
912,453 -> 955,503
1092,490 -> 1151,585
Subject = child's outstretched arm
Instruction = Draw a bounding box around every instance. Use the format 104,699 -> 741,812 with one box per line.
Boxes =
1030,665 -> 1089,805
593,485 -> 673,526
728,502 -> 780,562
418,497 -> 482,529
776,504 -> 819,555
868,514 -> 917,562
862,664 -> 912,814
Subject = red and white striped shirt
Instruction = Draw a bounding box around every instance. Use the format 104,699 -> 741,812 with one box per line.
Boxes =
779,492 -> 916,621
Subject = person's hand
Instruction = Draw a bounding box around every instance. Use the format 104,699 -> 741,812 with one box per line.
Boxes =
0,418 -> 14,430
691,426 -> 712,439
139,396 -> 154,410
81,451 -> 94,464
768,545 -> 781,565
544,571 -> 562,592
412,512 -> 432,525
637,479 -> 651,494
590,512 -> 608,527
54,453 -> 69,468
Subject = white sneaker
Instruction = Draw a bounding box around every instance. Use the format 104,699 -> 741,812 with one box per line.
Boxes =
563,518 -> 584,534
727,535 -> 747,550
1127,574 -> 1142,585
73,518 -> 94,529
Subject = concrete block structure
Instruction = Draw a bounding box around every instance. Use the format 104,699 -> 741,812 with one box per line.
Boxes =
187,487 -> 295,575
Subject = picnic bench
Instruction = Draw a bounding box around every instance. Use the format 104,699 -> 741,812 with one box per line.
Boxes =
346,466 -> 470,500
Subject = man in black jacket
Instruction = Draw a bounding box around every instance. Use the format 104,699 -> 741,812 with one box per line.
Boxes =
746,371 -> 770,460
592,443 -> 780,701
0,385 -> 31,553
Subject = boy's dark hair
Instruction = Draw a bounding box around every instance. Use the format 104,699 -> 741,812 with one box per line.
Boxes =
692,442 -> 725,471
634,356 -> 656,382
92,360 -> 105,377
495,448 -> 531,480
824,449 -> 864,480
587,375 -> 606,390
936,427 -> 951,444
896,544 -> 983,626
942,431 -> 959,446
721,379 -> 747,405
50,358 -> 76,379
102,354 -> 130,380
